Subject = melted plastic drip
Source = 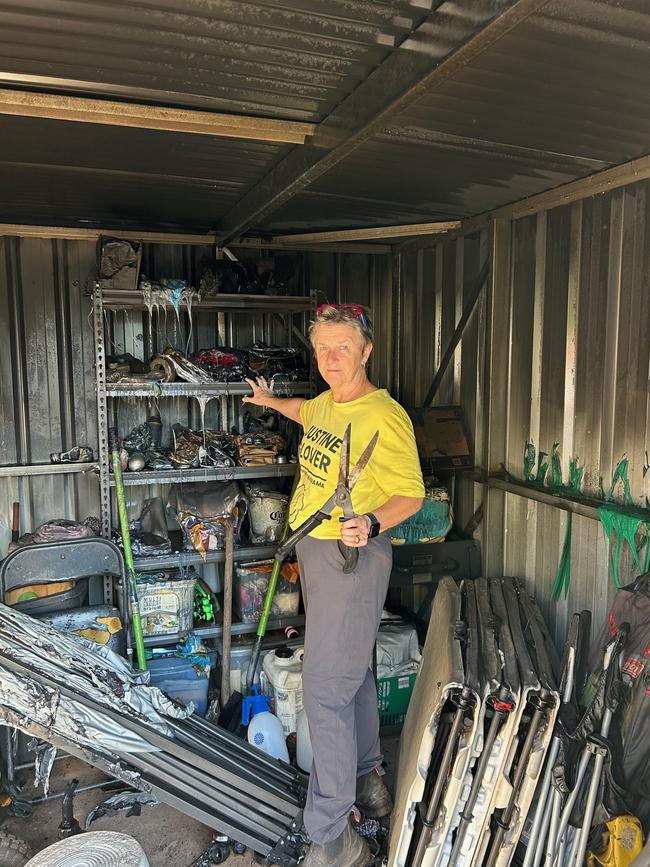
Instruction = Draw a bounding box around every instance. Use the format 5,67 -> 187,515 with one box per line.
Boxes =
195,396 -> 213,447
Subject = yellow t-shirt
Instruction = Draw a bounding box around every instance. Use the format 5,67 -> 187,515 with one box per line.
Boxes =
289,389 -> 425,540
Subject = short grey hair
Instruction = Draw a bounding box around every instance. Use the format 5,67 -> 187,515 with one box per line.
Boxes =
308,304 -> 373,348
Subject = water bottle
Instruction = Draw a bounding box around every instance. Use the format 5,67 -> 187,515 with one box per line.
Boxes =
242,685 -> 289,762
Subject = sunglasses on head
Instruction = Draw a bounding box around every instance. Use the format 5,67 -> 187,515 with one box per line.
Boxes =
315,303 -> 370,330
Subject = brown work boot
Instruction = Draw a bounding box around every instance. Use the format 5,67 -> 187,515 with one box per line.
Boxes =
302,817 -> 372,867
355,769 -> 393,818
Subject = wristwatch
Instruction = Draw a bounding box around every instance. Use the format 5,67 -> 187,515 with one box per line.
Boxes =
365,513 -> 381,538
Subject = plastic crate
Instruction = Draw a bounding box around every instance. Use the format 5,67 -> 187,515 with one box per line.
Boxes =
377,672 -> 417,726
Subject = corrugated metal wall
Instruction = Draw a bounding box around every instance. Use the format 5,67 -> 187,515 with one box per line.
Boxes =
2,181 -> 648,644
0,239 -> 391,552
396,180 -> 650,643
0,237 -> 99,547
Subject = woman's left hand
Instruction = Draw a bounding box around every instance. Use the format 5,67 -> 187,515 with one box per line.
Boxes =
340,515 -> 371,547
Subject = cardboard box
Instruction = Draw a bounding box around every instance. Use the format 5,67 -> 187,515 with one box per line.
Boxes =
377,672 -> 417,726
408,405 -> 473,471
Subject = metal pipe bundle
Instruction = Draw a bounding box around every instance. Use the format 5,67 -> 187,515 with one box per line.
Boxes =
0,602 -> 307,862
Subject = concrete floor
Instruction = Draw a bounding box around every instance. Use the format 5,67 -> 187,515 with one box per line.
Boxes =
2,731 -> 400,866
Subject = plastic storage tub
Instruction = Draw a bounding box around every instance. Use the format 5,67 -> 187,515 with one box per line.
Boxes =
234,561 -> 300,624
148,654 -> 210,716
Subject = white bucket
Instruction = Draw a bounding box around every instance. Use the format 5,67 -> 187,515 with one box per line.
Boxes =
247,490 -> 288,543
261,645 -> 304,736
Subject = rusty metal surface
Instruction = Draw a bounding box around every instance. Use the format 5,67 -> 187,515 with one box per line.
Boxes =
0,0 -> 648,233
0,115 -> 289,231
0,0 -> 425,121
262,0 -> 650,233
396,178 -> 650,644
0,237 -> 386,551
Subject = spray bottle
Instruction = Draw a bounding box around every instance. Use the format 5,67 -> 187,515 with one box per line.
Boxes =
242,685 -> 289,762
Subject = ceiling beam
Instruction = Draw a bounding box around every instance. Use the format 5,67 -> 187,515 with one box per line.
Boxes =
0,223 -> 389,254
270,221 -> 461,244
216,0 -> 553,243
0,88 -> 315,144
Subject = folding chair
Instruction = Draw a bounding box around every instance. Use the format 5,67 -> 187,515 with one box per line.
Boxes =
0,537 -> 128,802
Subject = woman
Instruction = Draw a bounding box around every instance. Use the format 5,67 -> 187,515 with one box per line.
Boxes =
244,303 -> 424,867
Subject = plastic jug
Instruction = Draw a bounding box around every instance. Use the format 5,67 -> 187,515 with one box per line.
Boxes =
242,685 -> 289,762
296,708 -> 313,773
262,645 -> 304,736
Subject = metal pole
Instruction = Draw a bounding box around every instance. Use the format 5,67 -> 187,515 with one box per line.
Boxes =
542,790 -> 562,867
571,712 -> 613,867
411,688 -> 474,867
484,691 -> 553,867
448,693 -> 514,865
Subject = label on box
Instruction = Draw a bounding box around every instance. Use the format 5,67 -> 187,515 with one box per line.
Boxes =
139,591 -> 180,617
397,676 -> 411,690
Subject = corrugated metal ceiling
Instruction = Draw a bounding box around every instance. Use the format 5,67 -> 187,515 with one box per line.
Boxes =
0,0 -> 429,120
0,0 -> 648,234
0,114 -> 290,231
266,0 -> 650,231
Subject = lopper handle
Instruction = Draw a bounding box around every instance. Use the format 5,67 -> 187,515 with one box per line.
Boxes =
274,511 -> 330,561
337,541 -> 359,574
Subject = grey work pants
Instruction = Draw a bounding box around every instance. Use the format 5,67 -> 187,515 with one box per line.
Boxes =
296,533 -> 393,844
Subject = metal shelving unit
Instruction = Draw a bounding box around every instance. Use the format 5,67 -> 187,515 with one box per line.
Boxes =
133,543 -> 279,571
143,615 -> 307,647
106,382 -> 311,398
92,270 -> 315,633
111,463 -> 297,487
100,290 -> 312,314
93,282 -> 313,542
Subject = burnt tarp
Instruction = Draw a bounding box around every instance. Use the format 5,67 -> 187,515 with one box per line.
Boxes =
0,603 -> 307,860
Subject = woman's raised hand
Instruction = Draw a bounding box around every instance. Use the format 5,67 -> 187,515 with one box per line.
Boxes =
242,376 -> 274,406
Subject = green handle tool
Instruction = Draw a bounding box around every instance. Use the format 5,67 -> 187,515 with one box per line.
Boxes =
109,428 -> 147,672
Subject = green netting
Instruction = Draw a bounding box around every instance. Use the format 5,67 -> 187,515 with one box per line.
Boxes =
535,450 -> 548,485
550,452 -> 584,600
598,507 -> 650,590
567,456 -> 584,495
522,443 -> 650,597
551,443 -> 563,488
552,512 -> 573,601
604,457 -> 634,505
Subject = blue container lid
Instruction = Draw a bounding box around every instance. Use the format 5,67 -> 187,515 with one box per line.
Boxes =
242,684 -> 271,725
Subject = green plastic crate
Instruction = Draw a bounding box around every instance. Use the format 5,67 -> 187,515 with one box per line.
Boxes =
377,672 -> 417,726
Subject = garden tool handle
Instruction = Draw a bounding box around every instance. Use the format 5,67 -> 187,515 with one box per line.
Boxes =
275,511 -> 330,560
109,427 -> 147,672
337,541 -> 359,574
